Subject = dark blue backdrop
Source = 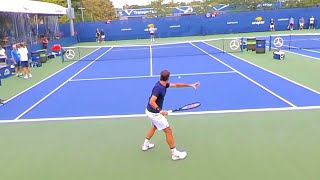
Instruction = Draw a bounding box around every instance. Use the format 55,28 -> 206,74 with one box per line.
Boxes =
59,7 -> 320,42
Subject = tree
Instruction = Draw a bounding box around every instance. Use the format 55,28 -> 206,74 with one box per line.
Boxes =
82,0 -> 116,21
37,0 -> 116,22
150,0 -> 166,17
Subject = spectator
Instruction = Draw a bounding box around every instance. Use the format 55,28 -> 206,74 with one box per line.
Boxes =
96,29 -> 100,43
18,43 -> 32,79
42,36 -> 49,49
288,17 -> 294,30
0,45 -> 7,64
270,19 -> 275,31
309,16 -> 315,29
299,17 -> 305,30
100,29 -> 105,43
0,78 -> 4,105
11,44 -> 22,77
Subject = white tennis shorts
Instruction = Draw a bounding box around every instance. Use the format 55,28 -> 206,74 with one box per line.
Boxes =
145,109 -> 169,131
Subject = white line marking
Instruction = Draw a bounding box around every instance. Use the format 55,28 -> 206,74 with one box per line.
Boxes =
69,71 -> 237,82
207,41 -> 320,95
1,106 -> 320,124
275,48 -> 320,61
190,42 -> 297,107
2,48 -> 102,104
150,45 -> 153,76
276,43 -> 320,55
291,48 -> 320,54
14,47 -> 114,120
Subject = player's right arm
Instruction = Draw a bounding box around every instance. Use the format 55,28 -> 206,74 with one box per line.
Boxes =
149,95 -> 168,116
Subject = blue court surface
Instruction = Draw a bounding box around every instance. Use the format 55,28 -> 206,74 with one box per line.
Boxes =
0,41 -> 320,121
268,34 -> 320,59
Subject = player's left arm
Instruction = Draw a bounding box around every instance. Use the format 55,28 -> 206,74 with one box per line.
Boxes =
169,82 -> 200,89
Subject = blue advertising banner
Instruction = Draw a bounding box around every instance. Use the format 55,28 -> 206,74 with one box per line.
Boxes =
66,7 -> 320,42
0,65 -> 13,79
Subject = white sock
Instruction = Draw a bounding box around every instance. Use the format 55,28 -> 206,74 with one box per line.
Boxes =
144,139 -> 150,145
171,148 -> 177,154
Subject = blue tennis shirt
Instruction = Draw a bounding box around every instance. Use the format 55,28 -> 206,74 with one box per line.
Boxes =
147,81 -> 170,113
11,50 -> 20,61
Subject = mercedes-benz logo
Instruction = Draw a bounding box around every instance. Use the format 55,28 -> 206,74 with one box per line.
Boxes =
230,40 -> 240,50
65,49 -> 75,59
273,37 -> 284,48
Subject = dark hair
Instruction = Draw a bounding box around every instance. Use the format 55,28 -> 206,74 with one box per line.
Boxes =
160,70 -> 170,81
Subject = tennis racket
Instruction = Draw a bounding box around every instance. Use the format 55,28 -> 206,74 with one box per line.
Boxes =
168,102 -> 201,114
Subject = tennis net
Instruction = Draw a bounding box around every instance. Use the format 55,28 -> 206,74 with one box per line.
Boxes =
61,37 -> 244,62
269,33 -> 320,50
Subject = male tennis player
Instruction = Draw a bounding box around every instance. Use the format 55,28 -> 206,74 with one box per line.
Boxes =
142,70 -> 200,160
149,26 -> 156,42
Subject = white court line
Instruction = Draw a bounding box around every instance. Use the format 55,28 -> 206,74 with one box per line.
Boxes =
149,45 -> 153,76
13,47 -> 114,120
280,43 -> 320,55
266,41 -> 320,61
1,106 -> 320,124
1,48 -> 102,104
69,71 -> 236,82
190,42 -> 297,107
207,41 -> 320,95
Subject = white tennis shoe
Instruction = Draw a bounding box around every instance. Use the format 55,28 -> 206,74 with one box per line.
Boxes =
172,150 -> 187,160
142,142 -> 155,151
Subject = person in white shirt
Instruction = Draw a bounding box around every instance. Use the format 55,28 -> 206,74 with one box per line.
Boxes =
288,17 -> 294,30
299,17 -> 305,30
149,26 -> 157,42
18,43 -> 32,79
309,16 -> 315,29
0,45 -> 7,64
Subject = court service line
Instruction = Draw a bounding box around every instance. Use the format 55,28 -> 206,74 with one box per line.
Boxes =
69,71 -> 237,82
207,41 -> 320,95
1,106 -> 320,124
13,47 -> 114,120
2,48 -> 102,104
190,42 -> 297,107
150,45 -> 153,76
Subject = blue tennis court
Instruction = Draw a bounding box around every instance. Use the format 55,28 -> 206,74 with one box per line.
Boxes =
0,41 -> 320,121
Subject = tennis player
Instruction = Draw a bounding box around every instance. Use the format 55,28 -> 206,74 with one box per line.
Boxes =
270,19 -> 275,31
142,70 -> 200,160
149,26 -> 156,42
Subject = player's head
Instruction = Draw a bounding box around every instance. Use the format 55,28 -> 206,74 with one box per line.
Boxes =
160,70 -> 170,81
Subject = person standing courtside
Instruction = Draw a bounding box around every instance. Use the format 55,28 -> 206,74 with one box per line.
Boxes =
288,17 -> 294,30
0,45 -> 7,64
96,29 -> 100,43
149,26 -> 156,42
142,70 -> 200,160
270,19 -> 275,31
309,16 -> 315,29
18,43 -> 32,79
299,17 -> 305,30
11,44 -> 22,77
0,78 -> 5,105
100,29 -> 105,43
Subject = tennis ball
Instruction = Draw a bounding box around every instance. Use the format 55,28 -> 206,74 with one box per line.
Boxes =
178,76 -> 181,79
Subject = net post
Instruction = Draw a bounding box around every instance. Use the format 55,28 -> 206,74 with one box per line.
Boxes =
61,48 -> 64,62
223,38 -> 225,53
241,38 -> 244,52
269,36 -> 272,51
289,35 -> 292,50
